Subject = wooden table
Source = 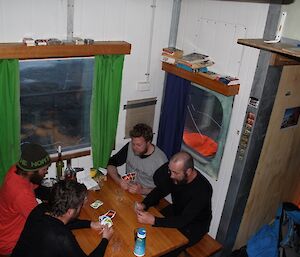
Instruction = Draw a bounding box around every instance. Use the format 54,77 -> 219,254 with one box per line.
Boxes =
73,178 -> 188,257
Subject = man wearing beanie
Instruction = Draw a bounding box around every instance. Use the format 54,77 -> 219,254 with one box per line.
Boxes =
0,143 -> 51,255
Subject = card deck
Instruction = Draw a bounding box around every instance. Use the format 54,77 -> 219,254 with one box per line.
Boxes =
121,172 -> 136,181
90,200 -> 103,209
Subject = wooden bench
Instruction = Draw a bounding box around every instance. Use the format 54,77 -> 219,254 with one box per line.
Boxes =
186,234 -> 222,257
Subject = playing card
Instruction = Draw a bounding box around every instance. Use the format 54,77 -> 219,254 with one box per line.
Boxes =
134,201 -> 138,211
122,172 -> 136,181
104,209 -> 116,219
121,174 -> 131,181
90,200 -> 103,209
99,216 -> 113,228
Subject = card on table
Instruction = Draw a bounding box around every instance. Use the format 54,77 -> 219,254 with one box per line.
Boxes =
90,200 -> 103,209
104,209 -> 116,219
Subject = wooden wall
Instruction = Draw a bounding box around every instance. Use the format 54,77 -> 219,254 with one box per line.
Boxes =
235,64 -> 300,248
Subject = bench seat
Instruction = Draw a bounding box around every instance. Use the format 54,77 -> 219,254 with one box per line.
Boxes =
186,234 -> 222,257
154,198 -> 222,257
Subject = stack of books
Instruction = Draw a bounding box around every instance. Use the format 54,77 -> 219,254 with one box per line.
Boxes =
161,47 -> 183,64
176,52 -> 214,72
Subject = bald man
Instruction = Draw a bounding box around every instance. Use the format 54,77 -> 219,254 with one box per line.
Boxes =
135,151 -> 212,257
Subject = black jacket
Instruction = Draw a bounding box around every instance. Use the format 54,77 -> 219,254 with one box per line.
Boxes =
12,204 -> 108,257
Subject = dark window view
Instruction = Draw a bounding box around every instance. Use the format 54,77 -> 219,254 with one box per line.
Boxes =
20,58 -> 94,154
182,83 -> 233,179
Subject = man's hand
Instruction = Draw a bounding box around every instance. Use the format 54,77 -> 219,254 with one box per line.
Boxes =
134,202 -> 145,213
120,179 -> 129,190
90,221 -> 103,231
128,182 -> 143,194
102,225 -> 114,240
136,210 -> 155,225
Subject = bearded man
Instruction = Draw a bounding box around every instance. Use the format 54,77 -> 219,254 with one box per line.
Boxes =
107,123 -> 167,195
0,143 -> 51,255
135,151 -> 213,257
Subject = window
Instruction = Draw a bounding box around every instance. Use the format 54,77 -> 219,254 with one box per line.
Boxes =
182,83 -> 234,179
20,58 -> 94,154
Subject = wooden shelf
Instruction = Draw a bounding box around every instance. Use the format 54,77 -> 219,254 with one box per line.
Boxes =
162,62 -> 239,96
238,39 -> 300,60
0,41 -> 131,60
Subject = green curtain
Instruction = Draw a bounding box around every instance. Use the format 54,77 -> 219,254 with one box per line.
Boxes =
91,55 -> 125,168
0,59 -> 20,184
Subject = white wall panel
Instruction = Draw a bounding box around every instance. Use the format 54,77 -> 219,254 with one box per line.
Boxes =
74,0 -> 126,40
282,0 -> 300,41
177,0 -> 269,236
0,0 -> 67,42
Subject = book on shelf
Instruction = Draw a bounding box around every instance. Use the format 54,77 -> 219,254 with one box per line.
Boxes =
178,59 -> 214,69
161,47 -> 183,65
217,75 -> 240,85
162,47 -> 183,58
72,37 -> 84,45
22,37 -> 35,46
161,54 -> 177,64
47,38 -> 62,45
199,70 -> 219,80
178,52 -> 210,65
176,63 -> 208,73
35,39 -> 48,46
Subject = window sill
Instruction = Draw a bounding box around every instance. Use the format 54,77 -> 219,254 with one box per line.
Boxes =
50,148 -> 91,162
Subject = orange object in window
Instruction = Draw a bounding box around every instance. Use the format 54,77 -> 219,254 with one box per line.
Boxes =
183,131 -> 218,157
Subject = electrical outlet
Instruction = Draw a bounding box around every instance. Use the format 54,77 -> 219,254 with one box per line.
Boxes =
136,82 -> 150,91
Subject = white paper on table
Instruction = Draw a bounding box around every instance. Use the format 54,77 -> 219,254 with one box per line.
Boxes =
76,170 -> 99,190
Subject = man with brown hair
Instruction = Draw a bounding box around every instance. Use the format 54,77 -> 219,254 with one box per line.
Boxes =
107,123 -> 167,195
0,143 -> 51,255
12,180 -> 113,257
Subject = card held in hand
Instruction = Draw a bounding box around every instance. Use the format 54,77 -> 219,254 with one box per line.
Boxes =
122,172 -> 136,181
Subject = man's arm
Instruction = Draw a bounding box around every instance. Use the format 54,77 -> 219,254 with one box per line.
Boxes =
138,196 -> 202,228
107,143 -> 129,188
154,186 -> 212,229
58,227 -> 109,257
140,180 -> 212,229
66,219 -> 91,230
128,182 -> 153,195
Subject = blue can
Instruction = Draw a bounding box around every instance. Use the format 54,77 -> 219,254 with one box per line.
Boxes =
134,228 -> 146,256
